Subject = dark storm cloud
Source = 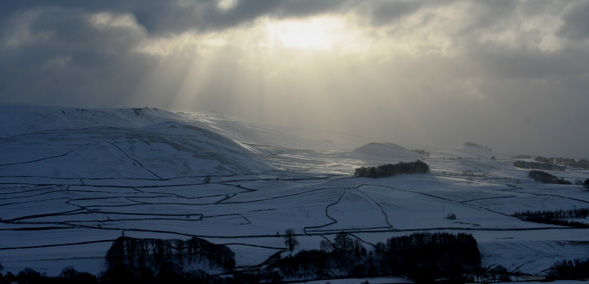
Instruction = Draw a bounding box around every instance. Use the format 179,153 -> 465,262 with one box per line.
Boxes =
1,0 -> 350,34
0,6 -> 154,106
130,0 -> 351,33
369,1 -> 423,26
559,1 -> 589,39
134,0 -> 350,33
0,1 -> 588,157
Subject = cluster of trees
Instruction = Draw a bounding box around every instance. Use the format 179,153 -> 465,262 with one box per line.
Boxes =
105,236 -> 235,275
269,232 -> 481,283
511,155 -> 589,170
9,231 -> 589,283
0,266 -> 98,284
0,265 -> 237,284
376,232 -> 481,282
535,156 -> 589,169
547,258 -> 589,280
528,170 -> 571,185
514,160 -> 566,171
512,208 -> 589,228
354,161 -> 430,178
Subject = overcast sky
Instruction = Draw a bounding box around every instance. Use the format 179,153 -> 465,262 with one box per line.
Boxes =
1,0 -> 588,157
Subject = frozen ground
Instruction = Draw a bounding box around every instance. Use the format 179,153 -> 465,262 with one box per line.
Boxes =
1,105 -> 588,279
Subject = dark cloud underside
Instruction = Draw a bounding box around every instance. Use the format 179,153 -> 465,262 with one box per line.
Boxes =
1,0 -> 587,157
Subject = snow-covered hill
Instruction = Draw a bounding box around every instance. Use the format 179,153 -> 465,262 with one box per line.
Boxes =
0,105 -> 272,178
433,145 -> 496,159
0,104 -> 367,151
1,104 -> 588,281
351,142 -> 424,163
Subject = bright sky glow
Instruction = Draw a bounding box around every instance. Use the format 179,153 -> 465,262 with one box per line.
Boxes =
262,16 -> 362,51
1,1 -> 588,157
217,0 -> 238,12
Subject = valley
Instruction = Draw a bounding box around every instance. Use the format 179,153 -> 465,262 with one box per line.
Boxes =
1,105 -> 588,281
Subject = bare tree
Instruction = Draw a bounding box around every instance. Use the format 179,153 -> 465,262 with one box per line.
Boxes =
284,229 -> 299,251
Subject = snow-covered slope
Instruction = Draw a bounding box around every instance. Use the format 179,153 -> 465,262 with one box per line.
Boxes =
173,111 -> 370,151
0,105 -> 175,138
0,105 -> 270,177
1,104 -> 589,280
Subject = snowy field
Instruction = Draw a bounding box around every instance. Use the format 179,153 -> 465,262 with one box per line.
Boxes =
1,105 -> 588,280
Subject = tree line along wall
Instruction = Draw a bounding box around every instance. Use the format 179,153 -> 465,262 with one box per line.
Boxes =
106,236 -> 235,272
354,160 -> 430,178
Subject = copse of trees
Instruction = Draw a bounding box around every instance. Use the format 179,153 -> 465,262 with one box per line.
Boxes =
269,232 -> 481,283
100,236 -> 236,283
514,160 -> 566,171
0,232 -> 545,284
376,232 -> 481,283
354,160 -> 430,178
547,258 -> 589,280
512,208 -> 589,228
535,156 -> 589,170
528,170 -> 571,185
0,266 -> 99,284
105,236 -> 235,273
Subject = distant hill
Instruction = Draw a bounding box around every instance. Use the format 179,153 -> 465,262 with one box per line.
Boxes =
432,145 -> 495,159
350,142 -> 423,163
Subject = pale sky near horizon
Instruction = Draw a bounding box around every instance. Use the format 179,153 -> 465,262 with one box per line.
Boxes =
1,1 -> 588,157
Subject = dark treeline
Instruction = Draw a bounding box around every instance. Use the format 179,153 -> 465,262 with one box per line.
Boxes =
0,265 -> 232,284
4,232 -> 584,283
0,266 -> 99,284
106,236 -> 235,271
528,170 -> 571,185
547,258 -> 589,280
269,232 -> 481,283
0,232 -> 481,284
514,160 -> 566,171
513,208 -> 589,228
354,160 -> 430,178
535,156 -> 589,170
100,236 -> 236,283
